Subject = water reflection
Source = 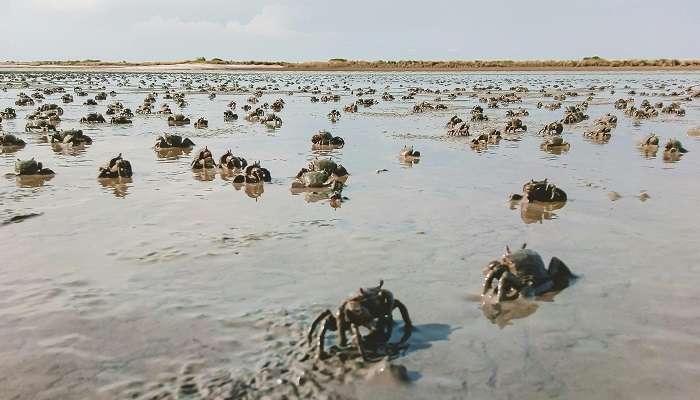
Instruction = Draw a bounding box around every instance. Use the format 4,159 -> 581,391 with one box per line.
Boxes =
192,169 -> 216,182
233,182 -> 265,199
15,174 -> 54,188
510,200 -> 566,224
98,177 -> 133,198
51,143 -> 88,156
481,298 -> 539,328
155,147 -> 192,160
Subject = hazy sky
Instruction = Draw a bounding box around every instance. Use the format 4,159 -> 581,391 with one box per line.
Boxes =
1,0 -> 698,62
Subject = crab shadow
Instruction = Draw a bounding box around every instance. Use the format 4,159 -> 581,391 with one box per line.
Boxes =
401,322 -> 459,356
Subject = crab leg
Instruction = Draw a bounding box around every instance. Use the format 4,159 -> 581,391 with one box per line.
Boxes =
393,299 -> 413,346
497,272 -> 524,302
482,268 -> 503,295
307,309 -> 331,344
351,324 -> 369,361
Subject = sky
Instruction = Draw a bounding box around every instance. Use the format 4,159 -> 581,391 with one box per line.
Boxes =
1,0 -> 698,62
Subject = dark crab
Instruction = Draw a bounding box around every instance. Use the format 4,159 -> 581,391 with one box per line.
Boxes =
191,147 -> 216,169
311,130 -> 345,147
231,161 -> 272,184
15,158 -> 55,176
98,153 -> 133,178
482,244 -> 576,302
307,280 -> 413,360
48,129 -> 93,146
154,133 -> 195,150
504,118 -> 527,133
511,179 -> 567,203
218,150 -> 248,170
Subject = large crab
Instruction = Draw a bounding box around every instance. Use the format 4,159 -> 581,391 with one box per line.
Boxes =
307,280 -> 413,360
98,154 -> 133,178
482,244 -> 576,302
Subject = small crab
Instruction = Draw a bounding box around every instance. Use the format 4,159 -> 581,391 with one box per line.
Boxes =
311,130 -> 345,147
293,158 -> 349,188
191,147 -> 216,169
307,280 -> 413,360
80,113 -> 106,123
504,118 -> 527,133
194,117 -> 208,129
663,138 -> 688,161
98,153 -> 133,178
538,121 -> 563,136
154,133 -> 195,150
218,150 -> 248,170
168,114 -> 191,126
48,129 -> 93,146
511,179 -> 567,203
15,158 -> 55,176
482,244 -> 576,302
400,145 -> 421,158
231,161 -> 272,184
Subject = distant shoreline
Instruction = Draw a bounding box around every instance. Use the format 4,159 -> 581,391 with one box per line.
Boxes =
2,59 -> 700,73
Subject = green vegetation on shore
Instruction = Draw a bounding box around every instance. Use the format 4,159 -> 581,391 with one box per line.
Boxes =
2,57 -> 700,70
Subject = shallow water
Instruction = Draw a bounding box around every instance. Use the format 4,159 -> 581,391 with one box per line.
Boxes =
1,70 -> 700,399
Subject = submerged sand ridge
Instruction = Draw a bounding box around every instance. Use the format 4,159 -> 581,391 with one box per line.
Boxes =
0,70 -> 699,399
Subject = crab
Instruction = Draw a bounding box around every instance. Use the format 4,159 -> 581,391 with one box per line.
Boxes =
505,108 -> 529,118
293,158 -> 349,188
191,147 -> 216,169
168,114 -> 191,126
25,120 -> 57,132
223,110 -> 238,121
48,129 -> 93,146
1,108 -> 17,119
663,139 -> 688,161
343,103 -> 358,113
0,134 -> 26,150
400,145 -> 421,158
504,118 -> 527,133
446,116 -> 470,136
231,161 -> 272,184
98,153 -> 133,178
311,130 -> 345,147
561,106 -> 588,124
194,117 -> 208,129
84,99 -> 98,106
471,129 -> 502,148
307,280 -> 413,360
538,121 -> 563,136
540,136 -> 570,152
510,179 -> 567,203
261,113 -> 282,128
328,109 -> 341,122
61,94 -> 74,103
154,133 -> 195,150
584,120 -> 614,142
80,113 -> 106,123
110,116 -> 132,124
218,150 -> 248,170
482,244 -> 576,302
14,158 -> 55,176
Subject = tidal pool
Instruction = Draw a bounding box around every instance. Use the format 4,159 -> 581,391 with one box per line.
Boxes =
1,70 -> 699,399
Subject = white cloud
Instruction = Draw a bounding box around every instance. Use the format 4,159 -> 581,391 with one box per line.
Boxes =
31,0 -> 100,11
135,4 -> 300,40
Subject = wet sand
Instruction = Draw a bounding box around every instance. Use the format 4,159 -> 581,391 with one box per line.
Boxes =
1,70 -> 700,399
